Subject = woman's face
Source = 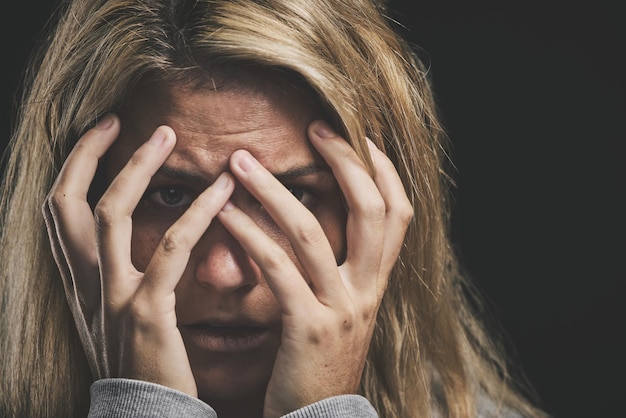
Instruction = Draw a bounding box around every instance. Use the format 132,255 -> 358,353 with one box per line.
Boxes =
105,77 -> 346,407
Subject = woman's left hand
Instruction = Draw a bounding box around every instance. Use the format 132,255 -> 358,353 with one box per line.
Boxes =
217,120 -> 413,417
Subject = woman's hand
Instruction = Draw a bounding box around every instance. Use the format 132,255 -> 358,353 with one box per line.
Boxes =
217,120 -> 413,417
42,114 -> 235,396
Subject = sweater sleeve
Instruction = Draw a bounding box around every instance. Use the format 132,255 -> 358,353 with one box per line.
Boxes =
88,378 -> 217,417
89,379 -> 377,418
283,395 -> 379,418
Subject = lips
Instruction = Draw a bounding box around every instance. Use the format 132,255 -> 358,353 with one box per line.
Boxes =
180,321 -> 272,352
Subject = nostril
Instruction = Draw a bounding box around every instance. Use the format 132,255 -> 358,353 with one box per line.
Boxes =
192,234 -> 261,293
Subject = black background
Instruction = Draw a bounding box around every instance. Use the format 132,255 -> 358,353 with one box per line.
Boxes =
2,1 -> 624,417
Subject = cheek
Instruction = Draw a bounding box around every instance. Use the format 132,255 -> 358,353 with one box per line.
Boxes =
317,200 -> 348,263
130,217 -> 170,271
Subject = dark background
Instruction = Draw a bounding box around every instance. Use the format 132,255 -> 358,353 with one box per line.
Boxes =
2,1 -> 623,417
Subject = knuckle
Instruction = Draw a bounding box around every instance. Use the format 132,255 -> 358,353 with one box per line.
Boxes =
260,244 -> 292,273
358,195 -> 386,223
305,329 -> 323,345
159,229 -> 190,254
46,189 -> 70,212
350,287 -> 380,320
303,317 -> 330,344
338,144 -> 357,160
338,307 -> 357,331
94,201 -> 117,227
127,147 -> 148,167
297,305 -> 365,346
359,298 -> 379,322
255,175 -> 281,198
295,222 -> 326,247
189,195 -> 210,211
126,298 -> 152,329
398,200 -> 414,226
302,308 -> 357,343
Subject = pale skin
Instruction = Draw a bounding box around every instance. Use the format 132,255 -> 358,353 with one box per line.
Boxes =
43,77 -> 413,418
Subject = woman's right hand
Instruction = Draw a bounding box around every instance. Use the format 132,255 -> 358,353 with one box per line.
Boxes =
42,114 -> 235,396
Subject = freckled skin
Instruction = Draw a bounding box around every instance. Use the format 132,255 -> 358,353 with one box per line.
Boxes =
104,78 -> 347,414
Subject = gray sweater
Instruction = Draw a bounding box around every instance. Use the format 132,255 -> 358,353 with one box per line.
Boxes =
88,378 -> 379,417
88,378 -> 526,417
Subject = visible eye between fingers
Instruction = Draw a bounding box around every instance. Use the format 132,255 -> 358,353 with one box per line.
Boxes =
256,182 -> 324,214
285,185 -> 317,209
144,186 -> 194,208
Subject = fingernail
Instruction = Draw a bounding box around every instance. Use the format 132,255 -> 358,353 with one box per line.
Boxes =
96,114 -> 113,130
148,128 -> 168,146
238,152 -> 257,172
221,200 -> 235,212
366,137 -> 378,150
214,173 -> 231,189
313,121 -> 335,139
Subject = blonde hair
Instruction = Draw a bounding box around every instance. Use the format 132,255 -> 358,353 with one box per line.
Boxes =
1,0 -> 546,417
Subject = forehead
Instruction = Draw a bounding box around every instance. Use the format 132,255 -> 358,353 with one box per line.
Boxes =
114,74 -> 326,175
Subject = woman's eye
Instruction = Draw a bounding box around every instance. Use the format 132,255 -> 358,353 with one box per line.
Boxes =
146,187 -> 193,208
287,186 -> 315,208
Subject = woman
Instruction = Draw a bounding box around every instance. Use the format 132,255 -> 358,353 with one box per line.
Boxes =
0,0 -> 547,417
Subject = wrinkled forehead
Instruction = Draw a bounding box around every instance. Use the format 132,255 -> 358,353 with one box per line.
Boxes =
118,65 -> 325,128
108,65 -> 330,180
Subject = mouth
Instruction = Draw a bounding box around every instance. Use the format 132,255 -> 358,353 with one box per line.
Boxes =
179,322 -> 272,353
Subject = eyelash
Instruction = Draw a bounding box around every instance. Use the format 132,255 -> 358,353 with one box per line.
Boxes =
143,186 -> 195,210
285,185 -> 317,208
142,183 -> 319,213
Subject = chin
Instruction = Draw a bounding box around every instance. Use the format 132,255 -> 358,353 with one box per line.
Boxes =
187,346 -> 277,403
195,366 -> 270,401
192,358 -> 271,418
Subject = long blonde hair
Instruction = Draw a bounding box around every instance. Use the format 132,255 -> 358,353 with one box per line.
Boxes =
1,0 -> 546,416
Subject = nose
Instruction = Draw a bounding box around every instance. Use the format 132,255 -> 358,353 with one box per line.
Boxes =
191,220 -> 260,294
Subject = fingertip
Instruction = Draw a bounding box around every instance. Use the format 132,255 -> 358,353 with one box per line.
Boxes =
230,149 -> 258,173
309,120 -> 337,139
159,125 -> 177,141
95,113 -> 115,130
365,137 -> 379,150
213,171 -> 234,190
149,125 -> 177,147
75,114 -> 119,152
365,137 -> 379,163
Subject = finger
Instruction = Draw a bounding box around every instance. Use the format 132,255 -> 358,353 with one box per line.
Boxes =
51,114 -> 120,203
308,121 -> 386,290
43,201 -> 88,308
366,139 -> 413,282
44,114 -> 120,309
228,150 -> 347,304
139,172 -> 235,298
43,206 -> 104,378
96,126 -> 175,305
217,200 -> 320,314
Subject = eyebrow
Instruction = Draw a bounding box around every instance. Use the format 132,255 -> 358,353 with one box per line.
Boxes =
155,163 -> 331,185
273,164 -> 331,183
155,166 -> 211,186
